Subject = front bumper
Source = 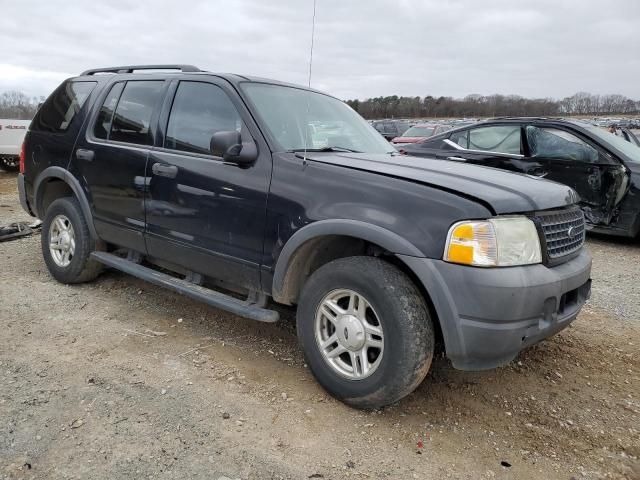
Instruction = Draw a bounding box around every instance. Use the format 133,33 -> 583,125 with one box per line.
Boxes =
399,250 -> 592,370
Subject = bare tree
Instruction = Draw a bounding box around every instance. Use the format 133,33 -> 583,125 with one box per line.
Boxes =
0,91 -> 44,119
347,92 -> 638,119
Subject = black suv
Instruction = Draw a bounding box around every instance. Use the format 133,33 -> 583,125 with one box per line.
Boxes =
18,65 -> 592,408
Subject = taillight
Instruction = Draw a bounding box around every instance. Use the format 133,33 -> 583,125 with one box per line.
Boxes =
19,142 -> 26,174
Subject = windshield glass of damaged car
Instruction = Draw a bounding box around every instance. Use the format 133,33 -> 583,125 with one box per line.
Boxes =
241,83 -> 394,154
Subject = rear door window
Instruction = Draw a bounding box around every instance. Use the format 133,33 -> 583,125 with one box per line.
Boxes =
448,129 -> 469,148
108,81 -> 165,145
93,82 -> 125,140
468,125 -> 522,154
32,81 -> 96,132
164,81 -> 242,156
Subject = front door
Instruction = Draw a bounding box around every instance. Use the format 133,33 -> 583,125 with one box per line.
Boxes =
145,79 -> 271,290
523,125 -> 628,225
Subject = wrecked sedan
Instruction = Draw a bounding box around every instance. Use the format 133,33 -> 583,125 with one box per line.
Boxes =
399,118 -> 640,237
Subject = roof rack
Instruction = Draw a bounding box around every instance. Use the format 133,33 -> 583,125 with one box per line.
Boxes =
81,65 -> 201,75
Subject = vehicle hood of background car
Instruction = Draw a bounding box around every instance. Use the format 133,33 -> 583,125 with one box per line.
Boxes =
305,152 -> 578,214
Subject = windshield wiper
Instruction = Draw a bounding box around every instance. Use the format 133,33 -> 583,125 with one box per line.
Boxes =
289,146 -> 361,153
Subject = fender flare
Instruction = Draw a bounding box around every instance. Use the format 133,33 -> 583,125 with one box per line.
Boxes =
33,166 -> 98,239
271,219 -> 425,302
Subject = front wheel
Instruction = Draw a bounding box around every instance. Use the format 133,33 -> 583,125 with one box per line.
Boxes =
297,256 -> 434,409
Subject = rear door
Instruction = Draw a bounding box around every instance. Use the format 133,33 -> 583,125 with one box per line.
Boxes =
523,124 -> 628,224
75,79 -> 167,252
145,78 -> 271,290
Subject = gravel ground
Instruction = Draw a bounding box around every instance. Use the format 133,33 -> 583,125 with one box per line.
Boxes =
0,170 -> 639,480
586,236 -> 640,320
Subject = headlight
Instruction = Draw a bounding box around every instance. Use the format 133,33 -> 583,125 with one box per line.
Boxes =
444,216 -> 542,267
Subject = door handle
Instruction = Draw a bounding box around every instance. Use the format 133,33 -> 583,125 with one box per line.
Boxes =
151,163 -> 178,178
76,149 -> 95,162
446,156 -> 466,162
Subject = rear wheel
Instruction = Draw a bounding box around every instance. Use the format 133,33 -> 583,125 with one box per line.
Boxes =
41,197 -> 102,284
297,256 -> 434,409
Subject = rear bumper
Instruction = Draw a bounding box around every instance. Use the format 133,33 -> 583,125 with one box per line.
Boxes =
399,250 -> 592,370
18,173 -> 35,216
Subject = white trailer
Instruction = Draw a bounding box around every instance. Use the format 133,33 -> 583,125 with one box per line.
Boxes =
0,119 -> 30,171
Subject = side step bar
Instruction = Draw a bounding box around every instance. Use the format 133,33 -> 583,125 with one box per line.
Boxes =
91,252 -> 279,323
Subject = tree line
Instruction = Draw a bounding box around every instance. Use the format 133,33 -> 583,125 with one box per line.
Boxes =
0,91 -> 45,119
345,92 -> 640,119
2,89 -> 638,121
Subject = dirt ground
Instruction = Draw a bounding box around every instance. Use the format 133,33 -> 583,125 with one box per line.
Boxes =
0,170 -> 638,480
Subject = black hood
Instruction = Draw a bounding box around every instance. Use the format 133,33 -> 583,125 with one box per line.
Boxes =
305,152 -> 579,214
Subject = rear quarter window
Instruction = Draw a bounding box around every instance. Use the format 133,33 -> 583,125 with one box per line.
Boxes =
32,81 -> 96,133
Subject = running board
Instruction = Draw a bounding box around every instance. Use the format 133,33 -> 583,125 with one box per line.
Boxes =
91,252 -> 279,323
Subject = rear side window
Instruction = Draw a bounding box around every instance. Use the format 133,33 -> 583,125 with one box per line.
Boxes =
108,81 -> 164,145
93,82 -> 125,140
165,82 -> 242,156
33,81 -> 96,132
469,126 -> 522,154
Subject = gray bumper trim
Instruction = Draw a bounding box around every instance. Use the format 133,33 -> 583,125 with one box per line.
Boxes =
398,250 -> 592,370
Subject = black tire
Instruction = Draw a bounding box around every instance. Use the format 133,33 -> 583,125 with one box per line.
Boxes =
0,156 -> 19,172
41,197 -> 102,284
297,256 -> 434,409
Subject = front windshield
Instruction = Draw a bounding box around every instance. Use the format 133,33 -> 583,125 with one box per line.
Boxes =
587,126 -> 640,163
241,83 -> 394,154
402,126 -> 435,137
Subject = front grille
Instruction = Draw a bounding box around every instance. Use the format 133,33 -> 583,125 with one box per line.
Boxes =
533,207 -> 585,263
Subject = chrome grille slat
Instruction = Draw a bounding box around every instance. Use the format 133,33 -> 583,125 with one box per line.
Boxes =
534,208 -> 585,261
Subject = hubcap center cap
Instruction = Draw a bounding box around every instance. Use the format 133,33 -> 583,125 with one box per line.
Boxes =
60,232 -> 70,250
336,315 -> 365,351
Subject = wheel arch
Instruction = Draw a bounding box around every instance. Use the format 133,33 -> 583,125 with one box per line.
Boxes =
33,166 -> 98,239
271,219 -> 425,306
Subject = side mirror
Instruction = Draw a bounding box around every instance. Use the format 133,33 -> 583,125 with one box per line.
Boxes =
210,131 -> 258,165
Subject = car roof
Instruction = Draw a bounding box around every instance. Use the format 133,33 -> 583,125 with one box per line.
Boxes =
72,65 -> 337,100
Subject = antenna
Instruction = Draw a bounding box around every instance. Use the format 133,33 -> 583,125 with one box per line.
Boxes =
303,0 -> 317,162
308,0 -> 317,87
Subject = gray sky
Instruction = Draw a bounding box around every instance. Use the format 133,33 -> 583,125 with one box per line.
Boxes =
1,0 -> 639,100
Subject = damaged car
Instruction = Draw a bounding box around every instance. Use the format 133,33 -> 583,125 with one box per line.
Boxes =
399,118 -> 640,237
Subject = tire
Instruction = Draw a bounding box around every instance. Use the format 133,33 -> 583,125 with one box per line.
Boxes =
0,156 -> 19,172
41,197 -> 102,284
297,256 -> 434,409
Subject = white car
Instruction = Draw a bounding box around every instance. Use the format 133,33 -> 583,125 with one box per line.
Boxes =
0,119 -> 30,171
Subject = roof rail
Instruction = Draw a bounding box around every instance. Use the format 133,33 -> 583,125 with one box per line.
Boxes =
80,64 -> 201,75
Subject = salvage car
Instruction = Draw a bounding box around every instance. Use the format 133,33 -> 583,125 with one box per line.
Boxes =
371,119 -> 412,141
19,66 -> 591,408
400,118 -> 640,237
390,123 -> 451,145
